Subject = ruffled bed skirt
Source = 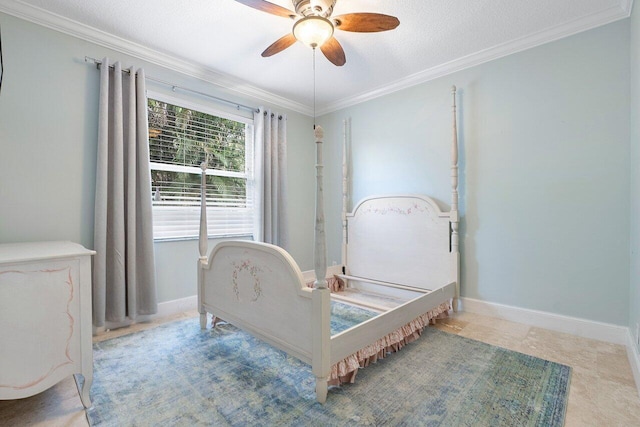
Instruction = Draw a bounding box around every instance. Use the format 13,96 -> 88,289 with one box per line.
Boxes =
328,300 -> 451,385
310,275 -> 346,293
306,276 -> 451,386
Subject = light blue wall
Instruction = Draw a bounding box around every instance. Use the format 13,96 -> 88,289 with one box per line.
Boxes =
0,12 -> 634,325
320,20 -> 631,326
0,13 -> 316,304
630,3 -> 640,349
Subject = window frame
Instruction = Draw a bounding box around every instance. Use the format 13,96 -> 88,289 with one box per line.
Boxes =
147,90 -> 256,242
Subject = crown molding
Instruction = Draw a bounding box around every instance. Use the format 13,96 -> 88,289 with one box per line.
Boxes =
317,0 -> 633,115
622,0 -> 635,15
0,0 -> 632,117
0,0 -> 313,116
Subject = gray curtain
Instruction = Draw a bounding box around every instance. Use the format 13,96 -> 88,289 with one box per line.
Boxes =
93,58 -> 157,327
253,108 -> 289,248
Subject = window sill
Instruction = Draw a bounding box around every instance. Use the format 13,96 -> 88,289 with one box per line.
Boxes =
153,234 -> 253,243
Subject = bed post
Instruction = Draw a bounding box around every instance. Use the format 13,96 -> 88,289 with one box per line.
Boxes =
198,160 -> 208,329
450,86 -> 461,312
341,119 -> 349,272
313,126 -> 328,290
312,125 -> 330,403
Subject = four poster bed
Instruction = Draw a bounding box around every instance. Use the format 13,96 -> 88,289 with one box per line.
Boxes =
197,87 -> 461,403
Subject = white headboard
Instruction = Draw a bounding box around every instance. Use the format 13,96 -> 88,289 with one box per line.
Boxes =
346,195 -> 454,291
341,86 -> 460,299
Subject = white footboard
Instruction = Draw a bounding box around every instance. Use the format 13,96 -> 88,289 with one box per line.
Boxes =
199,241 -> 315,364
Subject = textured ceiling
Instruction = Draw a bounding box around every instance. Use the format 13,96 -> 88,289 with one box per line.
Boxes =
0,0 -> 632,114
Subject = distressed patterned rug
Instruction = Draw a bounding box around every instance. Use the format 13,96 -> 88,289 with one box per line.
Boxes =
86,303 -> 570,426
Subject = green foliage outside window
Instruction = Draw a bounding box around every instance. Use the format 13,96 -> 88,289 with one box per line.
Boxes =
148,99 -> 249,208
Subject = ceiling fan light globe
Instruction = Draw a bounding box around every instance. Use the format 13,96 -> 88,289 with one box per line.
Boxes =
293,16 -> 334,49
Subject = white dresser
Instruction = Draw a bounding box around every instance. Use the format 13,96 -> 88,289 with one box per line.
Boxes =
0,241 -> 94,408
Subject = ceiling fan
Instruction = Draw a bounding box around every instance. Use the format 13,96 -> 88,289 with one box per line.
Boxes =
234,0 -> 400,66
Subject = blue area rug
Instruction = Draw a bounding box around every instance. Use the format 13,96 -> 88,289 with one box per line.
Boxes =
87,303 -> 570,426
328,301 -> 378,334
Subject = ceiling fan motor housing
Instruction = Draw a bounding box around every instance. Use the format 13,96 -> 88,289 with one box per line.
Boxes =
294,0 -> 336,17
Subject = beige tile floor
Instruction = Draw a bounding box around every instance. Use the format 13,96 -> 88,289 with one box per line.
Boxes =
1,310 -> 639,426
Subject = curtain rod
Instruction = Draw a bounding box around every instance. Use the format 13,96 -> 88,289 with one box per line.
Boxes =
84,56 -> 259,114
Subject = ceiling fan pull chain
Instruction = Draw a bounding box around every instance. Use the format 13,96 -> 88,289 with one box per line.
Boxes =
313,47 -> 316,121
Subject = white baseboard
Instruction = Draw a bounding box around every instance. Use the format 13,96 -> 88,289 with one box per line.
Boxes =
626,329 -> 640,398
459,297 -> 628,345
95,295 -> 198,334
156,295 -> 198,318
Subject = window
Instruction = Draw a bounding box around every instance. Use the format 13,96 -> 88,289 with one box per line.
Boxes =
147,94 -> 254,240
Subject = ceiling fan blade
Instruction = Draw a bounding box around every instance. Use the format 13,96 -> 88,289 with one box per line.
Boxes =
262,33 -> 297,57
332,13 -> 400,32
234,0 -> 296,18
320,37 -> 346,66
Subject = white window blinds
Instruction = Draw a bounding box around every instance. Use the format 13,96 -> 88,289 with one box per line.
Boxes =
148,94 -> 254,240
